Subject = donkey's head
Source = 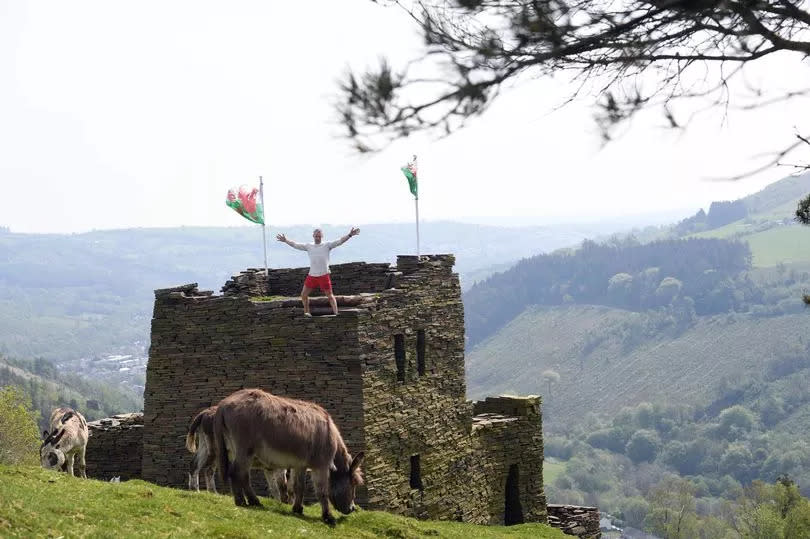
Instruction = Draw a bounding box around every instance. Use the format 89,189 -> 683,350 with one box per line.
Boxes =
40,429 -> 67,471
329,451 -> 364,514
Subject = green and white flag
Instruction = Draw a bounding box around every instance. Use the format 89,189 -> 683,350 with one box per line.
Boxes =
401,158 -> 418,198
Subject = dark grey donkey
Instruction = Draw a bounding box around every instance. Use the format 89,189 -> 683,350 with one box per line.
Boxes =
214,388 -> 364,525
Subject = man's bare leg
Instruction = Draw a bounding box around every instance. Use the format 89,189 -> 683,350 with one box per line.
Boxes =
325,290 -> 338,315
301,285 -> 313,316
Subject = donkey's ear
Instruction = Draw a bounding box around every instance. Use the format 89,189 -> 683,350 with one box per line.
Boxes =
350,452 -> 365,472
51,428 -> 66,445
43,430 -> 49,439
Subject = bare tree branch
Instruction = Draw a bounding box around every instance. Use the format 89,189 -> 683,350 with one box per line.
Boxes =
337,0 -> 810,170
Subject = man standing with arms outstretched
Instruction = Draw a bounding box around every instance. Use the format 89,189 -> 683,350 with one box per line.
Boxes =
276,227 -> 360,316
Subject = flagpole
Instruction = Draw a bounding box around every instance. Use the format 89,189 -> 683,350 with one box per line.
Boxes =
413,155 -> 420,258
259,175 -> 268,276
415,195 -> 420,258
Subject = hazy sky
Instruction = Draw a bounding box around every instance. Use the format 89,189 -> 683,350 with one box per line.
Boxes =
2,1 -> 809,234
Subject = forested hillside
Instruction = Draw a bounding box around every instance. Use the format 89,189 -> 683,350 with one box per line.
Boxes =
0,356 -> 142,430
465,237 -> 757,347
467,306 -> 810,422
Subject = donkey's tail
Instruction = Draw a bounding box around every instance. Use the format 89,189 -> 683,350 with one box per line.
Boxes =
186,411 -> 205,453
213,409 -> 230,486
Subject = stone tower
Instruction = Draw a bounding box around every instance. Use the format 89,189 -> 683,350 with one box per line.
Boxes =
141,254 -> 546,524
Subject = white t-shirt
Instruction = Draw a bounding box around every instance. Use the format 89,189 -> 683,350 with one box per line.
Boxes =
289,240 -> 341,276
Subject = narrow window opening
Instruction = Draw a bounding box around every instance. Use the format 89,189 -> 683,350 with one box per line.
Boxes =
417,330 -> 426,376
504,464 -> 524,525
409,454 -> 423,490
394,334 -> 405,382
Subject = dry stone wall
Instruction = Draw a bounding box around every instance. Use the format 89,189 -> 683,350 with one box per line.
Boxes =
470,396 -> 547,524
222,262 -> 395,297
357,255 -> 471,520
85,413 -> 143,481
547,504 -> 601,539
357,255 -> 546,524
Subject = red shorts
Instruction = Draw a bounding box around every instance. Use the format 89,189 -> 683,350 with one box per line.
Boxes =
304,274 -> 332,292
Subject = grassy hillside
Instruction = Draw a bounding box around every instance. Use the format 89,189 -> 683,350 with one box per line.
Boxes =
466,305 -> 810,428
745,226 -> 810,266
687,173 -> 810,266
742,172 -> 810,215
0,466 -> 564,538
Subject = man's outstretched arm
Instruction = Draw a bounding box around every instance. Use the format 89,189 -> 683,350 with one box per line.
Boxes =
327,227 -> 360,249
276,233 -> 307,251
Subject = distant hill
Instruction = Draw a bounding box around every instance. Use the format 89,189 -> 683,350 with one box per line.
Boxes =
674,172 -> 810,266
0,221 -> 626,363
742,172 -> 810,215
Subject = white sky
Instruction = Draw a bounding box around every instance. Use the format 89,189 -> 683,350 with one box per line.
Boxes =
1,0 -> 809,234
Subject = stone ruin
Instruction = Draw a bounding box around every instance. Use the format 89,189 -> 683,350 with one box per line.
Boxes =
84,413 -> 143,481
84,254 -> 600,536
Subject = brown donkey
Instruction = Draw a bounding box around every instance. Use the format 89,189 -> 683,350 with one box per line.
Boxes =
213,388 -> 364,525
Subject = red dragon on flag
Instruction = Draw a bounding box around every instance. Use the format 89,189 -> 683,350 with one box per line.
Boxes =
226,185 -> 264,225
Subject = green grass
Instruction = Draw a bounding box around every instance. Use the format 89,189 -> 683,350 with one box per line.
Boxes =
691,223 -> 810,267
691,220 -> 753,239
543,459 -> 566,486
0,466 -> 565,538
746,226 -> 810,266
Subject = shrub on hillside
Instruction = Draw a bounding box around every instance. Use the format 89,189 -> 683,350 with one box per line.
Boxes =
544,435 -> 575,460
619,496 -> 649,529
720,443 -> 756,484
568,457 -> 613,493
717,405 -> 756,440
0,386 -> 40,465
661,439 -> 708,476
626,430 -> 661,463
586,427 -> 628,453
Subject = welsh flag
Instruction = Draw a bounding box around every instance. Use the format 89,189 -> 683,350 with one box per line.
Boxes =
400,157 -> 418,198
226,185 -> 264,225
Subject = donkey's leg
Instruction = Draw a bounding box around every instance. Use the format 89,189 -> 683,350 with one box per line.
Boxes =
263,468 -> 279,501
311,468 -> 335,525
201,448 -> 217,493
65,453 -> 75,477
274,469 -> 290,504
285,469 -> 294,503
77,446 -> 87,479
188,453 -> 200,491
291,468 -> 306,515
242,467 -> 262,507
204,466 -> 217,493
229,458 -> 249,507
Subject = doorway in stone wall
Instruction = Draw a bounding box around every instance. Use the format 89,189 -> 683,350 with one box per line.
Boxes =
504,464 -> 524,525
